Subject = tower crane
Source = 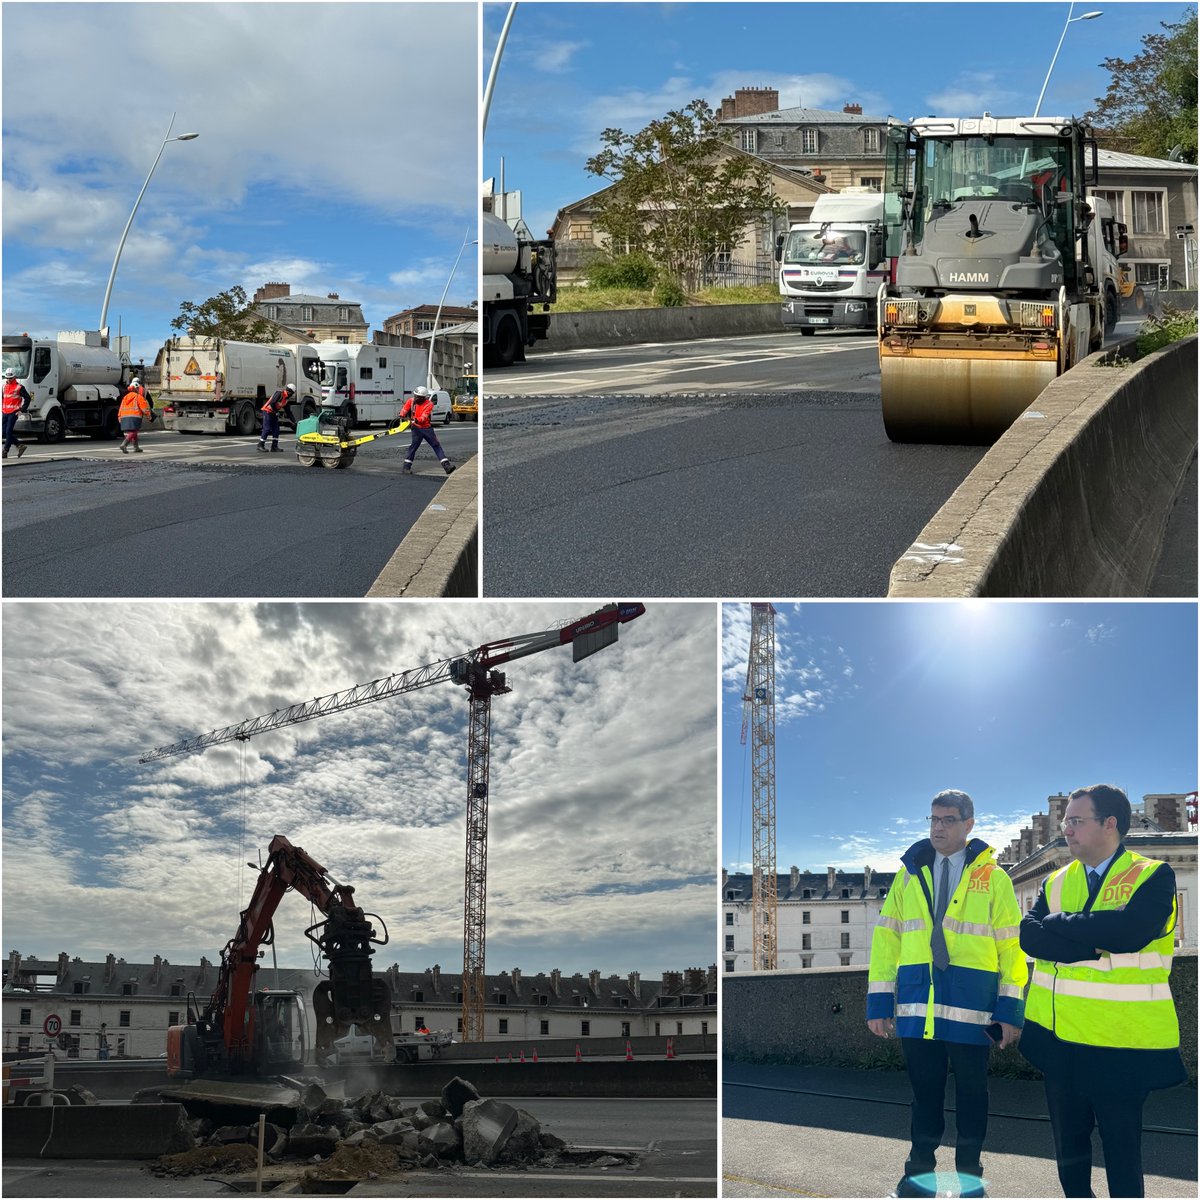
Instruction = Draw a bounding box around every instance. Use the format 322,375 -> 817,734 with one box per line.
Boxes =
143,602 -> 647,1042
740,602 -> 777,970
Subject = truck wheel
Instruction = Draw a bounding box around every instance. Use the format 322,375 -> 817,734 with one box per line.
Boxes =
302,400 -> 317,420
1104,287 -> 1119,335
799,327 -> 816,337
1132,287 -> 1146,313
347,405 -> 359,429
235,404 -> 257,436
41,407 -> 68,443
490,317 -> 521,368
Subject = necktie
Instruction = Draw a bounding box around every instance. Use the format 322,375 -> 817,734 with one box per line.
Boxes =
930,857 -> 951,971
1087,869 -> 1101,901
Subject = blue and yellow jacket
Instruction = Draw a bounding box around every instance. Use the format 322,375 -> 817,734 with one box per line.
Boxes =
867,837 -> 1026,1044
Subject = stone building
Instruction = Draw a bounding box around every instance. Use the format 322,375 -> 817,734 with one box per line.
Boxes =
383,306 -> 477,338
251,283 -> 369,343
2,952 -> 715,1060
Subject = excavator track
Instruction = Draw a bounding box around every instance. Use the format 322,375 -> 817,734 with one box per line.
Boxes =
880,350 -> 1058,444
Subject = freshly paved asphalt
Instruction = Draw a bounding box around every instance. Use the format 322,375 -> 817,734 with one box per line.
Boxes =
723,1060 -> 1196,1199
1,425 -> 477,598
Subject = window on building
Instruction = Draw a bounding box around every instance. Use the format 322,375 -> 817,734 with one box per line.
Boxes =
336,336 -> 349,344
724,958 -> 735,971
19,1008 -> 32,1025
802,955 -> 813,969
567,219 -> 594,241
1131,191 -> 1165,234
802,129 -> 819,153
117,1037 -> 126,1056
864,128 -> 881,153
581,1021 -> 590,1036
802,911 -> 811,924
268,306 -> 279,320
725,912 -> 734,926
621,1021 -> 631,1038
73,981 -> 88,994
725,934 -> 735,950
457,1017 -> 463,1033
498,1018 -> 508,1035
654,1021 -> 661,1036
339,307 -> 349,323
119,1011 -> 131,1028
741,128 -> 758,153
453,991 -> 463,1004
492,994 -> 508,1005
18,1036 -> 30,1053
859,177 -> 883,192
1134,261 -> 1169,285
841,888 -> 850,898
540,1019 -> 550,1035
122,983 -> 135,996
168,1011 -> 179,1026
302,306 -> 314,322
802,933 -> 811,950
70,1010 -> 81,1027
841,910 -> 850,923
1092,189 -> 1124,223
841,932 -> 851,949
170,984 -> 182,997
677,1021 -> 684,1036
412,990 -> 423,1003
839,953 -> 852,966
702,1021 -> 709,1036
65,1037 -> 80,1059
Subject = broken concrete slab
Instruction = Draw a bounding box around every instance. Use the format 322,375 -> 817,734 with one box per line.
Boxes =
287,1122 -> 341,1158
417,1121 -> 460,1159
460,1097 -> 518,1165
440,1076 -> 479,1119
499,1108 -> 542,1162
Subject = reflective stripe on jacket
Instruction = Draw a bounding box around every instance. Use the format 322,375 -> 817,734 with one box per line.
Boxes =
118,389 -> 150,419
4,379 -> 27,414
867,838 -> 1027,1044
262,390 -> 290,414
1026,851 -> 1178,1050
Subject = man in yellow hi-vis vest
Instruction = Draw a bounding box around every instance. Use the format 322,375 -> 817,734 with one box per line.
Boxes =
867,790 -> 1026,1198
1020,784 -> 1185,1198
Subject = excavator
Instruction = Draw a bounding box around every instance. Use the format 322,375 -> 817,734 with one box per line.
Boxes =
166,835 -> 394,1081
878,114 -> 1107,443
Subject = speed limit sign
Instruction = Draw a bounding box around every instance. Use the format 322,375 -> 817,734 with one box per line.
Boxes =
42,1014 -> 62,1037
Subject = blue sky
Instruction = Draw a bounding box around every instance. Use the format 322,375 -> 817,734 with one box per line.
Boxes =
722,602 -> 1198,875
485,1 -> 1194,236
2,3 -> 477,365
2,601 -> 718,979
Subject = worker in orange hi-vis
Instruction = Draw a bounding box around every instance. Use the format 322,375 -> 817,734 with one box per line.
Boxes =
118,379 -> 152,454
395,386 -> 454,475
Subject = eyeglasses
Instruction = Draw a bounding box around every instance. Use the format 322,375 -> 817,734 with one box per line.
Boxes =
1060,817 -> 1103,830
926,815 -> 963,827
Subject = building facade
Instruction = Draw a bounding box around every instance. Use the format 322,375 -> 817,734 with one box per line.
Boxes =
3,952 -> 715,1060
383,306 -> 477,338
251,283 -> 369,343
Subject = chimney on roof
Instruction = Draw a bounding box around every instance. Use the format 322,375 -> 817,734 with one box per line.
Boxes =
253,282 -> 291,302
864,865 -> 874,891
686,967 -> 706,993
734,87 -> 780,117
550,968 -> 561,996
512,967 -> 521,992
790,865 -> 800,891
843,102 -> 863,115
628,970 -> 641,1000
588,969 -> 601,996
57,952 -> 70,983
431,964 -> 440,994
327,292 -> 339,300
662,970 -> 682,995
104,953 -> 117,984
827,866 -> 837,893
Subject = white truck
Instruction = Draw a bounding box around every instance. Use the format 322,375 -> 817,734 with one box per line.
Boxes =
775,189 -> 889,333
1,329 -> 133,442
314,342 -> 428,427
158,336 -> 324,435
483,189 -> 557,367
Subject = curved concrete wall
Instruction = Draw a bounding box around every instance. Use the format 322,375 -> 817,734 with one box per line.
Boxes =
535,303 -> 782,353
889,335 -> 1198,597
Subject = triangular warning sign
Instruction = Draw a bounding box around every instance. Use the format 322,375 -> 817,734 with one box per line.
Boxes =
184,356 -> 201,375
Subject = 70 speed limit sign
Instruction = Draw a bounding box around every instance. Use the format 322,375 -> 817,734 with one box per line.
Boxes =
42,1014 -> 62,1037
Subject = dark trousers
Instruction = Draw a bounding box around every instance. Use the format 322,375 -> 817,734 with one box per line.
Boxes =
3,410 -> 20,449
1043,1071 -> 1147,1198
261,412 -> 280,445
901,1038 -> 990,1180
405,426 -> 446,463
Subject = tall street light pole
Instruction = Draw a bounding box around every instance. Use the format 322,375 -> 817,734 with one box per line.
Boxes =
1034,4 -> 1103,117
99,112 -> 199,337
426,229 -> 478,390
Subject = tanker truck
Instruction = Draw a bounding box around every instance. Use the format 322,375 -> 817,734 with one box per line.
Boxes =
877,114 -> 1106,443
483,192 -> 557,368
1,330 -> 132,442
775,188 -> 890,333
159,336 -> 324,435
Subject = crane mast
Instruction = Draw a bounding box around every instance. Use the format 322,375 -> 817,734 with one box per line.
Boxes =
746,603 -> 778,971
145,603 -> 647,1042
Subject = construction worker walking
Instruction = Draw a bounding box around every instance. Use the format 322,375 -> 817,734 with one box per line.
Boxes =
867,789 -> 1026,1198
118,378 -> 152,454
1019,784 -> 1186,1199
259,384 -> 292,452
3,367 -> 32,459
396,386 -> 454,475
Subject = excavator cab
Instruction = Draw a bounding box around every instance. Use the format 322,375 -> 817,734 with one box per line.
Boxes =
256,990 -> 308,1073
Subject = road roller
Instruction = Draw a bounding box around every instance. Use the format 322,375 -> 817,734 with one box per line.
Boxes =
295,410 -> 411,468
878,115 -> 1106,444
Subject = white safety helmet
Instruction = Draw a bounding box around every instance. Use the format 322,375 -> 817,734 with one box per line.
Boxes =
131,377 -> 141,387
3,368 -> 16,380
414,386 -> 429,398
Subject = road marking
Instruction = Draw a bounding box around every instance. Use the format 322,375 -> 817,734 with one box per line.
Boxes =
722,1172 -> 824,1197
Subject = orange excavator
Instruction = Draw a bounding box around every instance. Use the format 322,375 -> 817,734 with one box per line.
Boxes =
166,835 -> 393,1080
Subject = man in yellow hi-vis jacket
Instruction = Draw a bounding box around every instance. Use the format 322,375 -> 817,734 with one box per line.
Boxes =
1020,784 -> 1185,1199
867,790 -> 1026,1198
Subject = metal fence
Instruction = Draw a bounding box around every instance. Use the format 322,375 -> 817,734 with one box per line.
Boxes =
698,260 -> 776,288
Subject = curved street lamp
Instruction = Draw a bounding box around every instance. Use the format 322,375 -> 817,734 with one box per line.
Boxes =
98,112 -> 199,336
426,228 -> 478,390
1034,5 -> 1103,117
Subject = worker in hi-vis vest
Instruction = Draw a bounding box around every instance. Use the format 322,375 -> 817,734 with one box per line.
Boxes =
396,386 -> 454,476
1019,784 -> 1185,1199
867,789 -> 1026,1199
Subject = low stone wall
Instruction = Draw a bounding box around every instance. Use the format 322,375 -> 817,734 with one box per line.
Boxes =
889,335 -> 1198,597
537,303 -> 782,353
723,951 -> 1197,1083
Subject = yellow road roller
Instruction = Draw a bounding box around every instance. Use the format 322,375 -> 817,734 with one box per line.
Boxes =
878,115 -> 1106,444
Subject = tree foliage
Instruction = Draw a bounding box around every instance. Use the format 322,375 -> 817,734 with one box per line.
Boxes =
170,285 -> 276,342
1086,11 -> 1197,161
585,99 -> 783,292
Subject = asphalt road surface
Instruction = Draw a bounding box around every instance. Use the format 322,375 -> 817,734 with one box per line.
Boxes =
2,425 -> 477,598
1,1097 -> 716,1198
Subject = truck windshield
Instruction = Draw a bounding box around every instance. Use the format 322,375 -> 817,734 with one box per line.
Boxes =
783,227 -> 866,266
2,347 -> 31,379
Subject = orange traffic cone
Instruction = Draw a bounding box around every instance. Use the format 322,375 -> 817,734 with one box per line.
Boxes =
625,1040 -> 634,1061
507,1052 -> 513,1062
666,1037 -> 675,1059
494,1055 -> 500,1063
519,1049 -> 526,1063
575,1044 -> 582,1062
533,1048 -> 539,1063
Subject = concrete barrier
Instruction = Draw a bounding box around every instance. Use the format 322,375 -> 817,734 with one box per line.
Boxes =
532,303 -> 782,353
723,951 -> 1197,1083
3,1101 -> 192,1159
888,335 -> 1198,597
368,454 -> 478,596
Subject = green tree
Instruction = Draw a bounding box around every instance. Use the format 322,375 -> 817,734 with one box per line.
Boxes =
170,285 -> 276,342
585,99 -> 783,292
1086,11 -> 1197,161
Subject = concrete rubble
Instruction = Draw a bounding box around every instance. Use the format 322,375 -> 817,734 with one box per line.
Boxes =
150,1075 -> 638,1181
